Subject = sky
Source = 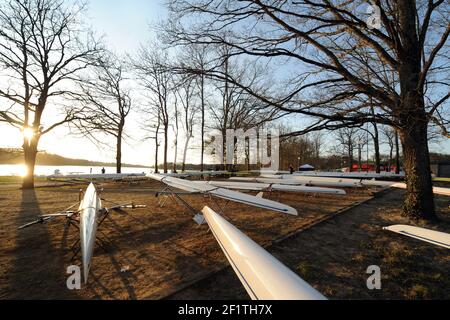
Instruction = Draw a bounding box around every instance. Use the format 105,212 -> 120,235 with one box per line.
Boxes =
87,0 -> 162,54
0,0 -> 448,167
1,0 -> 167,166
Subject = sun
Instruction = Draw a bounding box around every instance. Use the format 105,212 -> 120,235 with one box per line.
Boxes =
23,127 -> 34,143
19,165 -> 28,177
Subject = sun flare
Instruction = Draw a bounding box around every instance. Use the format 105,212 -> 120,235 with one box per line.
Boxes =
19,165 -> 28,177
22,127 -> 34,143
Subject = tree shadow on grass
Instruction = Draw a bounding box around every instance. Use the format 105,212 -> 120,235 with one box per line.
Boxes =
9,188 -> 79,299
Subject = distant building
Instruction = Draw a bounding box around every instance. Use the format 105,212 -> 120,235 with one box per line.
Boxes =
431,161 -> 450,178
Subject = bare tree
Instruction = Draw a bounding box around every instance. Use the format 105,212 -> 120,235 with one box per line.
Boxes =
335,127 -> 367,172
171,93 -> 179,173
280,130 -> 325,170
279,124 -> 323,170
176,44 -> 211,172
74,53 -> 131,173
207,46 -> 283,168
310,132 -> 324,168
174,75 -> 198,172
359,118 -> 381,173
0,0 -> 102,188
134,44 -> 172,173
383,126 -> 396,171
355,131 -> 369,171
335,127 -> 358,171
153,118 -> 161,173
164,0 -> 450,219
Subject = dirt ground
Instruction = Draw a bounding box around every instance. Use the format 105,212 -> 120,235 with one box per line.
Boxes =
0,178 -> 448,299
169,188 -> 450,300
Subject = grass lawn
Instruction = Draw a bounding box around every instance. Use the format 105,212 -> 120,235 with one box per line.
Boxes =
0,176 -> 47,185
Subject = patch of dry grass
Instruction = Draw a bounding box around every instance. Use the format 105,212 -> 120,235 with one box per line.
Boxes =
0,179 -> 373,299
169,189 -> 450,300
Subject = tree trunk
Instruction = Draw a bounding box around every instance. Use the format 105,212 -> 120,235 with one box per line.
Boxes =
395,130 -> 400,174
181,137 -> 190,172
370,106 -> 381,173
357,145 -> 362,171
222,54 -> 229,172
163,125 -> 168,173
154,140 -> 159,174
173,138 -> 178,173
347,143 -> 353,172
372,124 -> 381,173
200,75 -> 205,172
396,0 -> 434,219
388,146 -> 393,172
399,115 -> 435,219
116,127 -> 123,174
222,129 -> 227,171
22,137 -> 39,189
246,138 -> 251,172
154,120 -> 160,173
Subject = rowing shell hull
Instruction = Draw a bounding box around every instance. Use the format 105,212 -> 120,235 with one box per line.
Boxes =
393,183 -> 450,196
283,175 -> 363,188
231,176 -> 360,188
359,180 -> 450,196
202,206 -> 326,300
208,187 -> 297,215
79,183 -> 102,283
207,180 -> 346,195
383,224 -> 450,249
292,171 -> 405,179
49,173 -> 146,179
148,173 -> 298,215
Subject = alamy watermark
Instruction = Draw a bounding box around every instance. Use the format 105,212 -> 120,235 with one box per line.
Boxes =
66,265 -> 81,290
205,127 -> 280,171
366,265 -> 381,290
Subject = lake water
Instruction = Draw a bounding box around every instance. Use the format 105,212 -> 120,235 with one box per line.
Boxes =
0,164 -> 152,177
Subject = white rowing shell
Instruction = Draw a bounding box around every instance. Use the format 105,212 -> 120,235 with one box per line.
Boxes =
430,186 -> 450,196
259,174 -> 282,179
208,187 -> 298,215
290,178 -> 450,196
383,225 -> 450,249
270,183 -> 346,194
204,181 -> 267,191
390,183 -> 450,196
202,206 -> 326,300
283,175 -> 363,188
206,180 -> 346,195
231,177 -> 298,184
148,173 -> 298,215
292,171 -> 405,179
162,170 -> 228,177
231,176 -> 361,188
79,183 -> 102,283
48,173 -> 146,179
359,180 -> 450,196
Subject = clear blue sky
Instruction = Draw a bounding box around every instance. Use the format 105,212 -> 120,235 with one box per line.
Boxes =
87,0 -> 165,53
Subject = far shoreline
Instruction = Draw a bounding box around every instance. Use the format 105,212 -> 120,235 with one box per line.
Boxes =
0,162 -> 149,168
0,164 -> 151,177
